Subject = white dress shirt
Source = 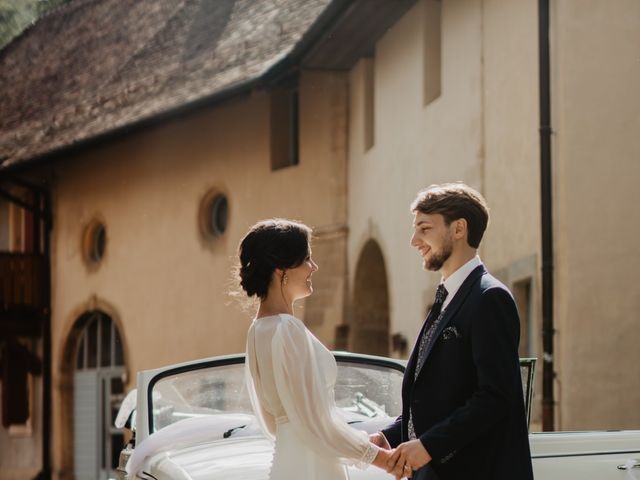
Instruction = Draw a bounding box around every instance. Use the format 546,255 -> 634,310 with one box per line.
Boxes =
441,255 -> 483,312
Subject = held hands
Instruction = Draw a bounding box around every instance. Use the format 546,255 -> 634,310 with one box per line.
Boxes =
371,447 -> 413,480
370,433 -> 401,476
386,439 -> 432,479
371,447 -> 394,472
369,433 -> 431,479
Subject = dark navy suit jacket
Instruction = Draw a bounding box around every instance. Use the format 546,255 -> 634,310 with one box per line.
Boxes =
382,265 -> 534,480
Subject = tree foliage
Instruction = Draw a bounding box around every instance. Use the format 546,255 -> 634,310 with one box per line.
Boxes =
0,0 -> 69,50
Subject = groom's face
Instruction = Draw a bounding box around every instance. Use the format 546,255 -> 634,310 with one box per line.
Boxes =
411,212 -> 454,272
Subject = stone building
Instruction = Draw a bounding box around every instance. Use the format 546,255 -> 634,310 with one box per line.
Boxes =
0,1 -> 412,478
1,0 -> 639,479
344,0 -> 640,435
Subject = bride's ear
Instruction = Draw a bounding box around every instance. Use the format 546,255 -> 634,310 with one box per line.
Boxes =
273,268 -> 286,282
274,268 -> 289,286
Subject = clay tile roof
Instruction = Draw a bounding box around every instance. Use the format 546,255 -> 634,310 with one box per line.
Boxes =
0,0 -> 333,171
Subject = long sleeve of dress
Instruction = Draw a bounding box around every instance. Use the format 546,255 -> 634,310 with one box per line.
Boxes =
251,315 -> 378,467
273,316 -> 378,466
245,356 -> 276,441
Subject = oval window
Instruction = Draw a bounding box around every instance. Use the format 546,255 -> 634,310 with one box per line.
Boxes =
209,194 -> 228,237
199,190 -> 229,240
83,220 -> 107,267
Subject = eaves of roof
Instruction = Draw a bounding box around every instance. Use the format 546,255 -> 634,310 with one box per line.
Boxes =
0,0 -> 417,176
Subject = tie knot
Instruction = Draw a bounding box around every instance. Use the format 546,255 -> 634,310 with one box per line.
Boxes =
435,284 -> 448,305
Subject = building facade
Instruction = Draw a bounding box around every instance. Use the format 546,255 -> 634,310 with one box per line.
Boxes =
0,1 -> 357,478
345,0 -> 640,433
1,0 -> 639,479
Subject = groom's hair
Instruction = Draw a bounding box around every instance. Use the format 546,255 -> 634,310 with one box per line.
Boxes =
411,183 -> 489,248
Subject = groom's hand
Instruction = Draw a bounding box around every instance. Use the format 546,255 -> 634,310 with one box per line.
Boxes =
369,432 -> 391,449
387,439 -> 432,477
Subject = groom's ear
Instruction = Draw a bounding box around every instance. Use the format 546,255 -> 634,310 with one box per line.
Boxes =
452,218 -> 468,240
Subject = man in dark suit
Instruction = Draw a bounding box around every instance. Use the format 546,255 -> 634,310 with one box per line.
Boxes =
370,183 -> 533,480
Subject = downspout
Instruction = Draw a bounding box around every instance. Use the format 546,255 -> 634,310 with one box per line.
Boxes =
40,190 -> 53,480
538,0 -> 555,431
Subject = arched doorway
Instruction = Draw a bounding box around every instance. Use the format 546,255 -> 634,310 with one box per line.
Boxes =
67,311 -> 125,480
350,240 -> 390,355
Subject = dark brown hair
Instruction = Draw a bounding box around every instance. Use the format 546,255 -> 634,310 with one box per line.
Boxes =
237,219 -> 312,299
411,183 -> 489,248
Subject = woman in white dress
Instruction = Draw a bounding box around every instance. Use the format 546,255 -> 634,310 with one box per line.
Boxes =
239,219 -> 395,480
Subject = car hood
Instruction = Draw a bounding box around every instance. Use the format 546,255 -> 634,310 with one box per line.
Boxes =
130,414 -> 394,480
149,436 -> 272,480
148,436 -> 394,480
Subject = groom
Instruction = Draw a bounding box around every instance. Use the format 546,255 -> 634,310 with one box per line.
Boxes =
371,183 -> 533,480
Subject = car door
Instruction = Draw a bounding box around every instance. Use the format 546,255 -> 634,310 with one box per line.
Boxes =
531,430 -> 640,479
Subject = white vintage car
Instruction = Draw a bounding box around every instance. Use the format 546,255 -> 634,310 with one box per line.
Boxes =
114,353 -> 640,479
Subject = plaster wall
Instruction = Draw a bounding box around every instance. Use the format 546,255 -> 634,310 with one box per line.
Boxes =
349,0 -> 496,356
552,0 -> 640,430
43,71 -> 348,478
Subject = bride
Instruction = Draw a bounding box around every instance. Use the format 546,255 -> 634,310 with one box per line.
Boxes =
239,219 -> 395,479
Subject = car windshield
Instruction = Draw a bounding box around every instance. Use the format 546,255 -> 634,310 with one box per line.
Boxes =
149,357 -> 404,433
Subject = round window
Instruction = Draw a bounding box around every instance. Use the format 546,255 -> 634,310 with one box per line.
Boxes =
199,190 -> 229,240
209,194 -> 228,237
83,220 -> 107,267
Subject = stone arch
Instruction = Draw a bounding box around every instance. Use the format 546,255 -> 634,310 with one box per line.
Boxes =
58,300 -> 128,480
349,239 -> 390,355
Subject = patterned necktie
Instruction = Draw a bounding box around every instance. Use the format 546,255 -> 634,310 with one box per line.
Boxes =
408,283 -> 448,440
414,283 -> 448,380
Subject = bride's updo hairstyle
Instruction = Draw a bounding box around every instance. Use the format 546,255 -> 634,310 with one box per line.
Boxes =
238,219 -> 312,300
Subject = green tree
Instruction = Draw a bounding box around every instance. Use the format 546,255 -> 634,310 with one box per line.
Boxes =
0,0 -> 69,50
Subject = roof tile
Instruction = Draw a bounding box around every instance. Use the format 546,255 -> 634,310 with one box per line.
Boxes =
0,0 -> 331,169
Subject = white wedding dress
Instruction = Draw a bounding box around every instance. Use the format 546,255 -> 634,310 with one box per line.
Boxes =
245,314 -> 378,480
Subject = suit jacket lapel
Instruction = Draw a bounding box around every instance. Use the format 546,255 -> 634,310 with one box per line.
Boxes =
415,265 -> 487,379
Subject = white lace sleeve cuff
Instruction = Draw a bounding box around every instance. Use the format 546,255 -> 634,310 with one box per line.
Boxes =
359,442 -> 379,467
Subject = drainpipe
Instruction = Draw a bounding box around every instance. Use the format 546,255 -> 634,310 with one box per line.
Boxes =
40,190 -> 52,480
538,0 -> 555,431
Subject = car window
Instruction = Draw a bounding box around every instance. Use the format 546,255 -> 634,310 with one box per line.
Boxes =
150,362 -> 251,432
335,361 -> 403,420
149,357 -> 404,433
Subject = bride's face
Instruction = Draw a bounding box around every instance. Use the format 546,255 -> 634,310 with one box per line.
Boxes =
284,251 -> 319,301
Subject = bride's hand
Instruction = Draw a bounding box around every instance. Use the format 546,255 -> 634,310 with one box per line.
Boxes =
369,432 -> 391,449
373,447 -> 413,478
371,447 -> 394,470
378,447 -> 413,479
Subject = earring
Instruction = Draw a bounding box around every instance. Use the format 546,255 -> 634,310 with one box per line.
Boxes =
282,274 -> 288,286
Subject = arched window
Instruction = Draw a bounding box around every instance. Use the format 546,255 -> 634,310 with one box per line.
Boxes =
73,311 -> 125,480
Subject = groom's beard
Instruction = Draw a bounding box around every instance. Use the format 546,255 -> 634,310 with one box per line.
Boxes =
424,236 -> 453,271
